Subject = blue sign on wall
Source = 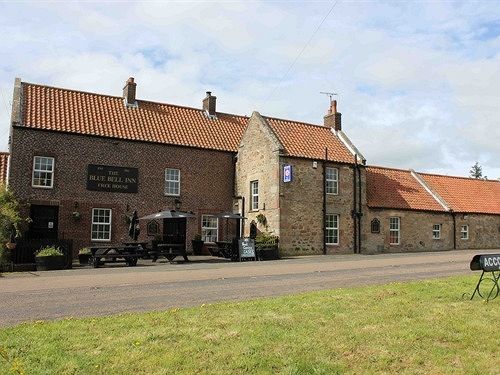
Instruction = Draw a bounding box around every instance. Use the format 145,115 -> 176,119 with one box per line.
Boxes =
283,165 -> 292,183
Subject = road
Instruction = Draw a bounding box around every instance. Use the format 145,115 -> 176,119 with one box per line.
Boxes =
0,249 -> 495,326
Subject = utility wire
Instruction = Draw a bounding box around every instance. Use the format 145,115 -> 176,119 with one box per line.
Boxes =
263,0 -> 339,105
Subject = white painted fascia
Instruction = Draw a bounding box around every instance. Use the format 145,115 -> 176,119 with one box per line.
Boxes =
332,128 -> 366,164
410,169 -> 450,211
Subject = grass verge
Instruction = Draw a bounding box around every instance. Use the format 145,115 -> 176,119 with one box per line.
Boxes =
0,275 -> 498,374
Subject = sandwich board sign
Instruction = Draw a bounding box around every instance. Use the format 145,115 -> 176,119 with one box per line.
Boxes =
238,238 -> 256,260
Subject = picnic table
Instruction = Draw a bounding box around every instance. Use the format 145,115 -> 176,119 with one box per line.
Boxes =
207,240 -> 239,261
89,244 -> 146,268
150,243 -> 189,263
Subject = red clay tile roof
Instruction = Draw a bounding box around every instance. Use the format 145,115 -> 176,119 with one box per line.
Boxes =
0,152 -> 8,185
19,81 -> 356,163
21,83 -> 248,152
420,173 -> 500,215
266,117 -> 355,163
366,166 -> 445,212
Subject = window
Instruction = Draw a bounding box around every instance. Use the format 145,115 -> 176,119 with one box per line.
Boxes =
325,167 -> 339,195
165,168 -> 180,196
432,224 -> 441,239
461,225 -> 469,240
371,218 -> 380,233
326,214 -> 339,245
389,217 -> 400,245
32,156 -> 55,188
201,215 -> 218,242
91,208 -> 112,241
250,180 -> 259,211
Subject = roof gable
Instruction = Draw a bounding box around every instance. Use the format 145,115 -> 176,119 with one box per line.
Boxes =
266,117 -> 355,164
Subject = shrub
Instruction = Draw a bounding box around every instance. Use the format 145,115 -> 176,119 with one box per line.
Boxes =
255,233 -> 279,249
35,246 -> 64,257
193,234 -> 203,241
0,184 -> 28,246
78,247 -> 91,255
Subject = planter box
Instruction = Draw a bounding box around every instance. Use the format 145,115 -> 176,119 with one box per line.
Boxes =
78,254 -> 91,266
191,240 -> 204,255
35,255 -> 67,271
257,246 -> 280,261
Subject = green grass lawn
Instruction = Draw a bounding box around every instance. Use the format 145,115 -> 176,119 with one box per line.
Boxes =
0,275 -> 498,374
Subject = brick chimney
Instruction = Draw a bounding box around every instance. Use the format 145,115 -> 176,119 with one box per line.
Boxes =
203,91 -> 217,116
123,77 -> 137,107
324,100 -> 341,131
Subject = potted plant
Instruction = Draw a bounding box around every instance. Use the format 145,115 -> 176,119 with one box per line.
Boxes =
78,247 -> 92,265
0,185 -> 29,253
191,234 -> 204,255
35,246 -> 66,271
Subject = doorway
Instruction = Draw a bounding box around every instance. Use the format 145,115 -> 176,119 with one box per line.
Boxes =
27,205 -> 59,240
163,218 -> 187,245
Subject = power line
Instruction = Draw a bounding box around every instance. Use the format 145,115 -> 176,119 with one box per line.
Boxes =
263,0 -> 340,105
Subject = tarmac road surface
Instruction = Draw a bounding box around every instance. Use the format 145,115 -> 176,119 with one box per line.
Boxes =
0,249 -> 496,326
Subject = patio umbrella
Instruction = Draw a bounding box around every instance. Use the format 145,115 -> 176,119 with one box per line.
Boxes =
214,212 -> 247,240
128,210 -> 140,240
139,210 -> 196,220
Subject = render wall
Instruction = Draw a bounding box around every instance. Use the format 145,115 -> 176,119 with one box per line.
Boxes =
235,114 -> 281,237
279,157 -> 361,255
9,127 -> 236,255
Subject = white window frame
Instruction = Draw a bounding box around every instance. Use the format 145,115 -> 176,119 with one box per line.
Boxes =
325,167 -> 339,195
325,214 -> 339,245
201,215 -> 218,243
250,180 -> 259,211
460,225 -> 469,240
32,156 -> 55,189
164,168 -> 180,196
432,224 -> 441,240
91,208 -> 112,242
389,217 -> 400,245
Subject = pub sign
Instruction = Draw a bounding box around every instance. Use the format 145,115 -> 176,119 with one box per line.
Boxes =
87,164 -> 138,193
283,164 -> 292,183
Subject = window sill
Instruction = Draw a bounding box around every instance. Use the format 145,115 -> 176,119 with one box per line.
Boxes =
165,194 -> 181,197
326,243 -> 339,246
32,185 -> 54,189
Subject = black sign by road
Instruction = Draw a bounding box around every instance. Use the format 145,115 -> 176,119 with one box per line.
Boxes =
87,164 -> 138,193
238,238 -> 256,260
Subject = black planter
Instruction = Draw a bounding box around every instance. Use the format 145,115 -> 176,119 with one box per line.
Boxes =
191,240 -> 204,255
35,255 -> 67,271
257,246 -> 280,261
78,254 -> 91,266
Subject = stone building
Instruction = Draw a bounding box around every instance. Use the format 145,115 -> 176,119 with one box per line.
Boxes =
2,77 -> 499,256
0,152 -> 8,185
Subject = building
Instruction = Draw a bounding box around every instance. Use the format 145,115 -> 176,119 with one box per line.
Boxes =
0,152 -> 8,185
3,77 -> 500,256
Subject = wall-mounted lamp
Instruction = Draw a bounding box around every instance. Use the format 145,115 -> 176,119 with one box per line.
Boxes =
174,198 -> 182,211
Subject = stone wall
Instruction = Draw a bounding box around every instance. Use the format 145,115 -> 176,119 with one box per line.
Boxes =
279,157 -> 359,255
9,127 -> 236,255
235,112 -> 282,237
363,208 -> 500,253
454,213 -> 500,250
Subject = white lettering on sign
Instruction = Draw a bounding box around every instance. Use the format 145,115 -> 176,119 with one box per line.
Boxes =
48,222 -> 54,229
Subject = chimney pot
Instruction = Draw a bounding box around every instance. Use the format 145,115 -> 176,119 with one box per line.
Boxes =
123,77 -> 137,107
203,91 -> 217,116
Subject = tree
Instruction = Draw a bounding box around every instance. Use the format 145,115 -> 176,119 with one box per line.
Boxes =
469,162 -> 484,179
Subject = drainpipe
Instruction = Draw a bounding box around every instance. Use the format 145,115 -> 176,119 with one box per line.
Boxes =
352,155 -> 358,253
323,148 -> 328,255
452,211 -> 456,250
357,161 -> 362,254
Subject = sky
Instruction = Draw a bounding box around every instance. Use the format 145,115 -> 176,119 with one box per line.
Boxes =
0,1 -> 499,178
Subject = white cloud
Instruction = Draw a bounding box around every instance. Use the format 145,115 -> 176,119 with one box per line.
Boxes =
0,1 -> 499,178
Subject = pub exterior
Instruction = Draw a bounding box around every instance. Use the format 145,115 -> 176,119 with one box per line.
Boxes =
3,77 -> 499,258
